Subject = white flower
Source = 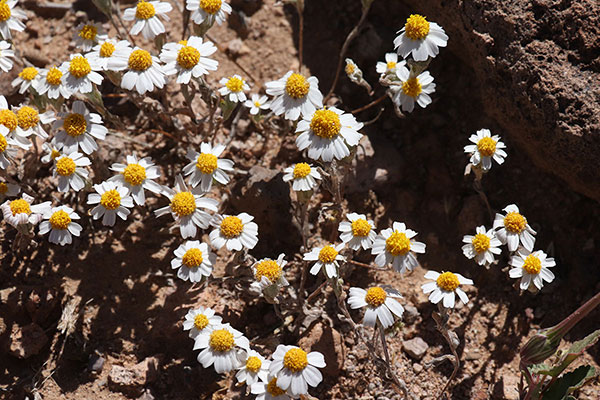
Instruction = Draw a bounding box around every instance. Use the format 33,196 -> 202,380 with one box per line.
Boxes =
183,142 -> 234,192
171,240 -> 215,283
154,175 -> 219,239
1,193 -> 51,227
250,253 -> 289,292
464,129 -> 507,171
0,179 -> 19,200
0,40 -> 15,72
282,162 -> 321,192
265,71 -> 323,121
509,248 -> 555,292
462,225 -> 502,266
39,205 -> 82,246
73,22 -> 107,51
123,0 -> 172,40
108,47 -> 166,94
338,212 -> 377,251
183,306 -> 222,339
219,74 -> 250,103
86,38 -> 132,71
0,96 -> 17,135
0,0 -> 26,40
11,66 -> 40,94
393,66 -> 435,113
376,52 -> 405,76
13,104 -> 55,140
348,286 -> 404,329
393,14 -> 448,61
371,221 -> 426,274
421,270 -> 473,309
296,107 -> 363,162
160,36 -> 218,84
53,101 -> 107,155
41,139 -> 62,164
34,66 -> 71,99
209,212 -> 259,251
0,125 -> 20,169
109,154 -> 162,205
193,323 -> 250,374
236,350 -> 271,386
269,345 -> 325,397
244,94 -> 270,115
250,377 -> 292,400
186,0 -> 232,26
60,53 -> 103,95
87,181 -> 134,227
344,58 -> 362,82
53,152 -> 90,192
304,243 -> 345,279
493,204 -> 536,252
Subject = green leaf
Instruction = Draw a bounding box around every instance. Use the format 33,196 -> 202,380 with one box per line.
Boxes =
537,329 -> 600,377
542,365 -> 596,400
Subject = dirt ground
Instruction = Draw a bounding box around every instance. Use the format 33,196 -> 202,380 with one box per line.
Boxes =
1,1 -> 599,399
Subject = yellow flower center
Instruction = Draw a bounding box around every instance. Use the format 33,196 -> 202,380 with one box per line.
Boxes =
351,218 -> 371,237
122,163 -> 146,186
318,245 -> 338,263
345,63 -> 355,75
471,233 -> 490,254
285,73 -> 310,99
178,40 -> 188,45
0,182 -> 6,194
209,329 -> 234,352
254,259 -> 282,283
46,67 -> 63,85
0,133 -> 6,153
225,76 -> 244,93
253,100 -> 261,107
283,348 -> 308,372
78,24 -> 98,41
477,137 -> 497,157
310,109 -> 341,139
100,189 -> 121,210
386,61 -> 397,70
504,212 -> 527,234
128,49 -> 152,71
245,356 -> 262,373
100,41 -> 116,58
182,248 -> 204,268
135,1 -> 155,19
200,0 -> 222,14
522,254 -> 542,275
220,216 -> 243,238
0,109 -> 17,132
365,286 -> 387,307
292,163 -> 311,179
402,77 -> 422,98
0,1 -> 11,22
69,56 -> 91,78
51,149 -> 61,159
267,378 -> 286,396
19,67 -> 38,81
49,210 -> 71,230
170,191 -> 196,217
177,45 -> 201,69
10,199 -> 31,215
16,106 -> 40,130
196,153 -> 218,174
404,14 -> 430,40
193,313 -> 209,330
63,113 -> 87,137
385,231 -> 411,256
55,157 -> 76,176
437,271 -> 460,291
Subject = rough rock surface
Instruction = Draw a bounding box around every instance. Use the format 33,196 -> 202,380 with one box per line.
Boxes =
108,357 -> 160,396
8,323 -> 48,359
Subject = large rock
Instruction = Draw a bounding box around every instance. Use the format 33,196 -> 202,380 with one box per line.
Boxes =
108,357 -> 160,396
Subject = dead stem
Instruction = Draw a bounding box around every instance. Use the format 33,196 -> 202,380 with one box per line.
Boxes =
351,94 -> 387,114
432,305 -> 461,400
473,177 -> 494,223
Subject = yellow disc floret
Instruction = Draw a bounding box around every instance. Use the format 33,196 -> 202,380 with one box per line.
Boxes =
122,163 -> 146,186
100,41 -> 116,58
182,248 -> 204,268
404,14 -> 430,40
196,153 -> 218,174
45,67 -> 63,85
135,1 -> 156,19
283,348 -> 308,372
504,212 -> 527,234
522,254 -> 542,275
477,137 -> 497,157
436,272 -> 460,292
69,56 -> 91,78
10,199 -> 31,215
78,24 -> 98,41
193,313 -> 209,330
128,49 -> 152,71
285,73 -> 310,99
318,245 -> 338,263
345,63 -> 355,75
292,163 -> 311,179
310,109 -> 341,139
63,113 -> 87,137
0,133 -> 6,152
0,1 -> 11,22
0,182 -> 6,194
55,157 -> 76,176
0,109 -> 17,132
178,40 -> 188,45
386,61 -> 397,70
209,329 -> 234,352
49,210 -> 71,230
51,149 -> 61,159
225,76 -> 244,93
365,286 -> 387,307
170,191 -> 196,217
471,233 -> 490,254
19,67 -> 38,81
254,259 -> 282,283
402,77 -> 422,98
245,356 -> 262,373
267,378 -> 286,396
177,45 -> 201,69
351,218 -> 371,237
200,0 -> 222,14
220,216 -> 243,238
100,189 -> 121,210
385,231 -> 411,256
16,106 -> 39,130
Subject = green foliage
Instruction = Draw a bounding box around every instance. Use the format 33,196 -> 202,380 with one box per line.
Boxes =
541,365 -> 597,400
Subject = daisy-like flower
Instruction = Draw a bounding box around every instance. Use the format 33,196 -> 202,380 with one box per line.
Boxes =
186,0 -> 232,26
0,0 -> 26,40
282,162 -> 321,192
493,204 -> 536,252
393,66 -> 435,113
376,52 -> 405,76
393,14 -> 448,61
60,53 -> 103,95
0,193 -> 50,228
182,142 -> 234,192
304,243 -> 345,279
462,225 -> 502,266
219,74 -> 249,103
183,306 -> 222,339
0,179 -> 19,200
109,154 -> 162,205
344,58 -> 362,82
86,38 -> 132,71
347,286 -> 404,329
209,212 -> 258,251
13,104 -> 55,140
338,212 -> 377,250
108,47 -> 166,95
250,377 -> 292,400
0,96 -> 17,134
250,254 -> 289,293
123,0 -> 172,40
11,66 -> 40,94
509,248 -> 555,292
295,107 -> 363,162
39,205 -> 82,246
244,94 -> 270,115
53,152 -> 90,192
41,138 -> 62,164
236,350 -> 271,386
372,221 -> 426,274
269,345 -> 325,397
73,22 -> 107,51
194,323 -> 250,374
0,40 -> 14,72
464,129 -> 507,171
421,270 -> 473,309
171,240 -> 215,283
160,36 -> 218,84
53,100 -> 107,155
34,66 -> 71,99
0,125 -> 20,169
265,71 -> 323,121
154,175 -> 219,239
87,181 -> 134,227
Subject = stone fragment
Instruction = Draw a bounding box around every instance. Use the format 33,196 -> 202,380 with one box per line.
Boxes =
108,357 -> 159,396
402,337 -> 428,360
8,323 -> 48,359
